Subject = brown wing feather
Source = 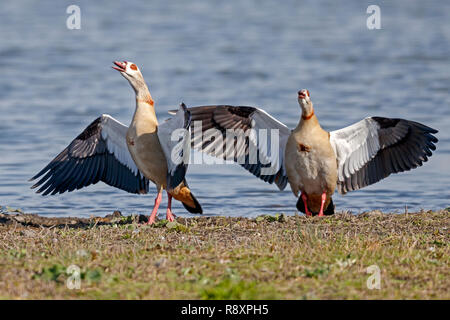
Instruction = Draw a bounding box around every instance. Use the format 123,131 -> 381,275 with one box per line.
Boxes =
188,105 -> 288,189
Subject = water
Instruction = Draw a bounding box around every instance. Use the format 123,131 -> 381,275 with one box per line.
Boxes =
0,0 -> 449,218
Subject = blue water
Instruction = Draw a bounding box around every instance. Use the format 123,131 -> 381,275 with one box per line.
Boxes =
0,0 -> 449,218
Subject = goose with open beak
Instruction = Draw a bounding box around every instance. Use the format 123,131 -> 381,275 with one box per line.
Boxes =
181,89 -> 438,216
30,61 -> 202,224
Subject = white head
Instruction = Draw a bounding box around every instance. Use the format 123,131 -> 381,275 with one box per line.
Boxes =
112,61 -> 147,94
297,89 -> 313,117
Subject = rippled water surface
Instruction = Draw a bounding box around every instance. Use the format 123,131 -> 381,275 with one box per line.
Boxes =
0,1 -> 449,217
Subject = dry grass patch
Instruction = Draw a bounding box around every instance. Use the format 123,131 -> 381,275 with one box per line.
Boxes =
0,208 -> 448,299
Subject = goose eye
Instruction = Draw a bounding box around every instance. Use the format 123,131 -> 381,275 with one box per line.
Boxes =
130,64 -> 137,71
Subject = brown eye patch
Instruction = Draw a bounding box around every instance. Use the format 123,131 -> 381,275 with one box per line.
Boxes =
130,64 -> 137,71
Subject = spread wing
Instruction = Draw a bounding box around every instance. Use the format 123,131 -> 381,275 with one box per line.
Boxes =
186,105 -> 290,190
330,117 -> 438,194
30,115 -> 149,195
157,103 -> 191,191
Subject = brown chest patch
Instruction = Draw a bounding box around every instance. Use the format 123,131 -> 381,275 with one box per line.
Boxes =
127,137 -> 135,146
298,143 -> 311,152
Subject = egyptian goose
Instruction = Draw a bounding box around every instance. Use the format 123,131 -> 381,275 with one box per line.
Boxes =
182,89 -> 438,216
30,61 -> 202,224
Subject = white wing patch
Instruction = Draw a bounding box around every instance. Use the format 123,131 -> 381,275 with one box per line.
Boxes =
251,109 -> 291,179
330,117 -> 381,182
100,114 -> 141,176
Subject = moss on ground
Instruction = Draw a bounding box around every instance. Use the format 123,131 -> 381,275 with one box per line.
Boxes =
0,208 -> 448,299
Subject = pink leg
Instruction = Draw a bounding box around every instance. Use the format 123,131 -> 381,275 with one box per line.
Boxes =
318,192 -> 326,217
145,192 -> 162,225
301,192 -> 312,217
166,192 -> 176,222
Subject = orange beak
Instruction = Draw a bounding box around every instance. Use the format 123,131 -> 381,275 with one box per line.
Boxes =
112,61 -> 127,72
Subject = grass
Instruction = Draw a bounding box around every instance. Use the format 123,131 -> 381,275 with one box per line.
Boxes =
0,207 -> 448,299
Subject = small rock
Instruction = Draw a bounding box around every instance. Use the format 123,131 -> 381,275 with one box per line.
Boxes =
363,210 -> 383,217
76,249 -> 89,257
112,211 -> 122,218
23,229 -> 36,237
154,258 -> 167,268
166,221 -> 178,229
14,216 -> 25,222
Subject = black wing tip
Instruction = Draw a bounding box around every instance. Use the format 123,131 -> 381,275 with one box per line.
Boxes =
182,193 -> 203,214
181,103 -> 191,128
29,167 -> 50,182
30,184 -> 39,190
373,117 -> 439,134
275,175 -> 288,191
30,178 -> 49,192
419,125 -> 438,136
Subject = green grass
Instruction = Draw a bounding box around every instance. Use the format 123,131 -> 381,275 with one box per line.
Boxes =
0,208 -> 448,299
